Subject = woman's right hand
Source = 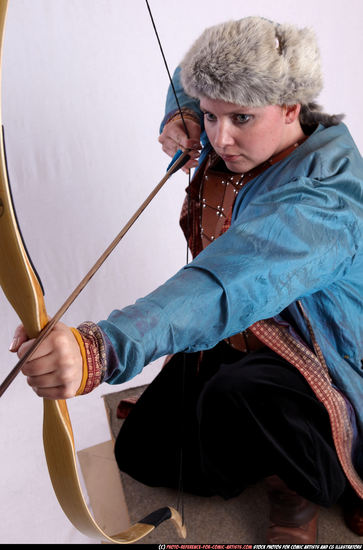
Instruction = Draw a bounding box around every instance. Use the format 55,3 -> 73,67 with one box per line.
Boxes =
158,115 -> 201,173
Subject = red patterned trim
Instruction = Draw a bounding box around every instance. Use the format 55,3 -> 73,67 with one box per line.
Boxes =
250,312 -> 363,498
77,321 -> 107,395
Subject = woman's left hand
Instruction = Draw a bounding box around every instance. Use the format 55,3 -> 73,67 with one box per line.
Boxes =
10,322 -> 83,399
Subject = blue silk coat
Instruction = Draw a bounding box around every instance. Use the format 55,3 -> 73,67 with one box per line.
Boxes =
99,71 -> 363,472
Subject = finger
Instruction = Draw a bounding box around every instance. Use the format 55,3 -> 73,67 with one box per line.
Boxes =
21,322 -> 83,399
20,328 -> 77,375
159,125 -> 191,151
17,320 -> 76,364
159,137 -> 178,158
29,383 -> 78,400
25,359 -> 76,387
170,131 -> 193,151
185,138 -> 202,151
181,166 -> 197,174
160,138 -> 201,161
181,158 -> 199,173
172,121 -> 201,150
21,354 -> 54,377
26,371 -> 61,389
26,362 -> 82,399
17,336 -> 51,363
9,324 -> 29,352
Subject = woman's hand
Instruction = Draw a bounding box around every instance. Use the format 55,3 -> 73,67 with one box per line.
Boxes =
159,116 -> 201,173
10,322 -> 83,399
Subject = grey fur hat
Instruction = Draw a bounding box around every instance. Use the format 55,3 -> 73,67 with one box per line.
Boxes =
180,17 -> 323,108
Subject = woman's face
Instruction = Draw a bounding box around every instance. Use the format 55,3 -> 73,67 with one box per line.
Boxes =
200,97 -> 300,173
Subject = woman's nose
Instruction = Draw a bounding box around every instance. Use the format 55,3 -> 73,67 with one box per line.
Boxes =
213,121 -> 235,149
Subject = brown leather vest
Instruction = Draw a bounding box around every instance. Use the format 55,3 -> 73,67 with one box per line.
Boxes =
180,140 -> 306,352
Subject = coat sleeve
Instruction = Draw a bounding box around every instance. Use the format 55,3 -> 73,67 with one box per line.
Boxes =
160,66 -> 203,131
99,173 -> 359,384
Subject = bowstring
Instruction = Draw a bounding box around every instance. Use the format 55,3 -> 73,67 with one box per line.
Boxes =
144,0 -> 190,139
144,0 -> 193,528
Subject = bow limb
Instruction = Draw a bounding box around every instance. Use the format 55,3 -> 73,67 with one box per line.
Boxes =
0,3 -> 48,337
0,1 -> 185,543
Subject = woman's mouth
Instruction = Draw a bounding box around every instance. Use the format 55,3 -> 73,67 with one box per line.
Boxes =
220,154 -> 240,162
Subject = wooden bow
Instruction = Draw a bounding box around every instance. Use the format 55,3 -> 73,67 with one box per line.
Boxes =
0,0 -> 187,543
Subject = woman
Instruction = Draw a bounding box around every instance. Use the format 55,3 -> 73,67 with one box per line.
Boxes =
12,16 -> 363,543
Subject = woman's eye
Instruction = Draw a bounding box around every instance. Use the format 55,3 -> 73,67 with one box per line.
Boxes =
235,114 -> 251,124
204,112 -> 216,122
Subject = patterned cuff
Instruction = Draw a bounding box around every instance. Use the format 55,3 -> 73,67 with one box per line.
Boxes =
164,107 -> 201,127
75,321 -> 107,395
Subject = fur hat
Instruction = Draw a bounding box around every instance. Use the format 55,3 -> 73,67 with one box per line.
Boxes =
180,17 -> 323,108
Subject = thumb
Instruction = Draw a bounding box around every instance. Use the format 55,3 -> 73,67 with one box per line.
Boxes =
9,324 -> 29,352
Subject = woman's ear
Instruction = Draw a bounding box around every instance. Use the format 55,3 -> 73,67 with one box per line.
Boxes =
284,104 -> 301,124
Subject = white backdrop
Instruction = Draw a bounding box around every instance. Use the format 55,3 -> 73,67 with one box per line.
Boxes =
0,0 -> 362,544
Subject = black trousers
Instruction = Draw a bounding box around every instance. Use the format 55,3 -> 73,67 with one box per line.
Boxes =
115,342 -> 347,507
